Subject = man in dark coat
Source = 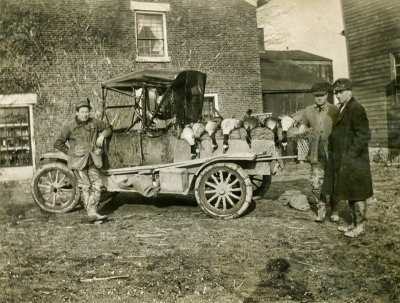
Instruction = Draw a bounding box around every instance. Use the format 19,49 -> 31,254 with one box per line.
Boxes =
322,78 -> 373,238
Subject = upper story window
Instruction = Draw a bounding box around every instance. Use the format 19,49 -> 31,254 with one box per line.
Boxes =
131,1 -> 171,63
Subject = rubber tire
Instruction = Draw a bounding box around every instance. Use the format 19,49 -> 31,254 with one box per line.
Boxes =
250,175 -> 272,197
194,163 -> 252,219
31,162 -> 80,213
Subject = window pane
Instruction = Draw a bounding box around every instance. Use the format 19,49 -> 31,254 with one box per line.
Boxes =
394,53 -> 400,64
202,97 -> 215,120
396,65 -> 400,75
137,39 -> 164,56
0,107 -> 32,167
137,14 -> 163,39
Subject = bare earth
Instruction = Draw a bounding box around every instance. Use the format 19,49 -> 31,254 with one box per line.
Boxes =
0,162 -> 399,303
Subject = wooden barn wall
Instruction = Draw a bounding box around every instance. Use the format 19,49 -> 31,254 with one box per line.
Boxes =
263,93 -> 315,115
294,62 -> 334,83
341,0 -> 400,148
263,92 -> 334,116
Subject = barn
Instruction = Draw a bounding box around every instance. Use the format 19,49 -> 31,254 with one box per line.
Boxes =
260,50 -> 334,115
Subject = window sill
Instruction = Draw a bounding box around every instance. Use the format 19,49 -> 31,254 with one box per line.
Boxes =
0,165 -> 34,181
136,56 -> 171,63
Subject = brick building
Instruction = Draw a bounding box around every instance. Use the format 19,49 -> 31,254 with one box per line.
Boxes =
0,0 -> 262,180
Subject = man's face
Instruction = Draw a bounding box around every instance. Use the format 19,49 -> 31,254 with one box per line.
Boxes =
76,107 -> 90,122
313,93 -> 328,106
334,90 -> 352,104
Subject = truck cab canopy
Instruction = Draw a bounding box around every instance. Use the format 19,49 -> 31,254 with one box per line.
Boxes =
101,69 -> 207,126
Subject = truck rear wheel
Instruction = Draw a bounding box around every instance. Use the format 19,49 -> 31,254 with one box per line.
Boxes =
195,163 -> 252,219
31,163 -> 80,213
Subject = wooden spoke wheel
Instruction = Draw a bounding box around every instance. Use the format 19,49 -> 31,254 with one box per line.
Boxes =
250,175 -> 272,197
31,163 -> 80,213
195,163 -> 252,219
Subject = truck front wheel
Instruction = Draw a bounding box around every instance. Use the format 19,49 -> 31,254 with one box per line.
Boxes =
195,163 -> 252,219
31,163 -> 80,213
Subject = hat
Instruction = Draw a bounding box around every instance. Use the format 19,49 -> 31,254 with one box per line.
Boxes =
75,98 -> 92,111
311,82 -> 332,95
333,78 -> 352,92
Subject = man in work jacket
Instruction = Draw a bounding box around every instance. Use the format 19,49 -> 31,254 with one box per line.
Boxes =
322,78 -> 373,238
295,82 -> 339,222
54,99 -> 112,221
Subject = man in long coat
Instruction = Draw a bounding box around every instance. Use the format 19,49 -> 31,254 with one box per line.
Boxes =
322,78 -> 373,238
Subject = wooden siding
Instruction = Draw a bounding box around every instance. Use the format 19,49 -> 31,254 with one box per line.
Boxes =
342,0 -> 400,148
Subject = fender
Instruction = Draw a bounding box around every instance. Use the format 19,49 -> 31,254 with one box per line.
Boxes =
193,152 -> 256,177
187,153 -> 255,190
39,151 -> 68,163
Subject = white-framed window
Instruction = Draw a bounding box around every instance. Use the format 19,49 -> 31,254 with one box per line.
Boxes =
131,1 -> 171,62
202,93 -> 219,120
0,94 -> 37,180
390,52 -> 400,107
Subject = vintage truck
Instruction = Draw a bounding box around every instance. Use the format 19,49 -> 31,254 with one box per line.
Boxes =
31,69 -> 299,219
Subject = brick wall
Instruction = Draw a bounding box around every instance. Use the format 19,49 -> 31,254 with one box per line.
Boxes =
0,0 -> 262,164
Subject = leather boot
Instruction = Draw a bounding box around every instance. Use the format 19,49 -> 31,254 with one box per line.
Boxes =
330,199 -> 339,222
338,223 -> 354,232
87,204 -> 107,221
344,201 -> 367,238
315,202 -> 326,222
338,201 -> 355,232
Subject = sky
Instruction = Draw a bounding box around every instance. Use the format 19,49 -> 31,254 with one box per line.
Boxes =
257,0 -> 349,79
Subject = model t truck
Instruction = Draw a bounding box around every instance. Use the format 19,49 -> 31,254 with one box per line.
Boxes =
31,69 -> 298,219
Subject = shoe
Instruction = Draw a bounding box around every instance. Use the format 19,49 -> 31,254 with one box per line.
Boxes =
344,224 -> 366,238
338,223 -> 354,232
314,216 -> 324,222
330,211 -> 339,222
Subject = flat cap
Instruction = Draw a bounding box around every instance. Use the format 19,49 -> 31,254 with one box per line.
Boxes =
75,98 -> 92,111
333,78 -> 352,91
311,82 -> 332,95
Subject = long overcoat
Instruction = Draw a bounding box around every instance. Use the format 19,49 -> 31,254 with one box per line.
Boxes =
322,97 -> 373,201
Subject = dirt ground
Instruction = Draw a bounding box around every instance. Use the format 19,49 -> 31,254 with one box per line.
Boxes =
0,161 -> 399,303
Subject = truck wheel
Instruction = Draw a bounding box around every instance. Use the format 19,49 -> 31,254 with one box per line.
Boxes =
250,175 -> 272,197
195,163 -> 252,219
31,162 -> 80,213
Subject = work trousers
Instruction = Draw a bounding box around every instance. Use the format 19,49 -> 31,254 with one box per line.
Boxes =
310,140 -> 333,208
73,162 -> 102,209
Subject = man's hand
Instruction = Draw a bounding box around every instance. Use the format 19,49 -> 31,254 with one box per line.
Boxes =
96,134 -> 105,147
298,124 -> 306,134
